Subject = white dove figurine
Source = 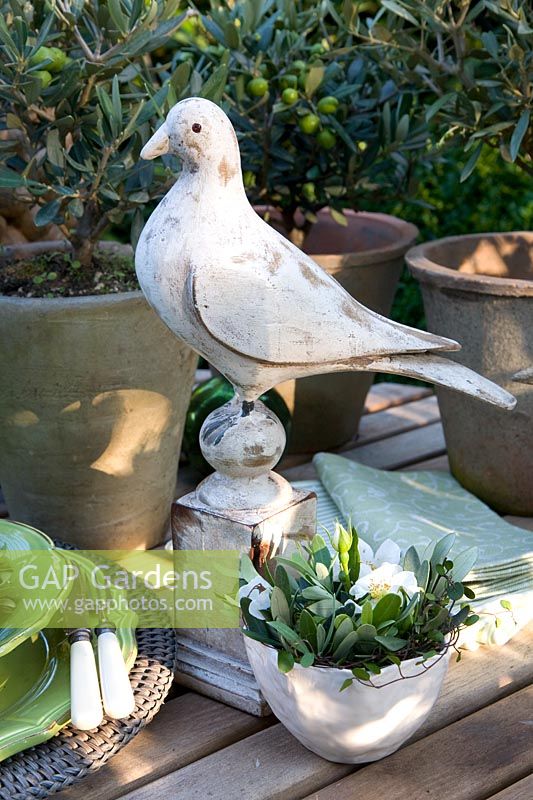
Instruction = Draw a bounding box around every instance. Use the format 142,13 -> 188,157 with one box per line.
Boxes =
136,98 -> 515,411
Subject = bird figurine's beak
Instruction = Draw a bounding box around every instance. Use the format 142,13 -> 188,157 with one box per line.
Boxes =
141,123 -> 169,160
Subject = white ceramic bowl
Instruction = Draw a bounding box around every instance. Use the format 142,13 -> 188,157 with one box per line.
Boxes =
245,635 -> 451,763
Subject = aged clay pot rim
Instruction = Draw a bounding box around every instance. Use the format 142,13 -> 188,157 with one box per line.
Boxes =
407,232 -> 533,297
254,207 -> 419,267
0,240 -> 142,307
244,633 -> 451,686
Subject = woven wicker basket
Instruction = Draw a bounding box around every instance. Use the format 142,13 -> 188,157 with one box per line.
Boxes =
0,626 -> 176,799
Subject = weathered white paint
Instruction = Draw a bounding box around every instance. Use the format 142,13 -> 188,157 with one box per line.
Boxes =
197,396 -> 292,512
135,97 -> 516,410
172,486 -> 317,715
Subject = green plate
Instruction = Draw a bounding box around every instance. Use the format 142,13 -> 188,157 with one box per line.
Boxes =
0,625 -> 136,762
0,535 -> 137,762
0,520 -> 72,658
0,520 -> 54,551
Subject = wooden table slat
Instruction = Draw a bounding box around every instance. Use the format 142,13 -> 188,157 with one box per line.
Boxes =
485,774 -> 533,800
399,454 -> 449,471
357,395 -> 439,445
363,383 -> 433,414
282,421 -> 446,481
280,395 -> 440,472
57,693 -> 272,800
117,727 -> 352,800
112,627 -> 533,800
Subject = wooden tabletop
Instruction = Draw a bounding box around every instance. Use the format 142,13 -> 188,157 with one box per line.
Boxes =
58,383 -> 533,800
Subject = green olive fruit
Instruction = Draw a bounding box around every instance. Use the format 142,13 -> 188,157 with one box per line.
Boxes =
47,46 -> 67,72
316,129 -> 337,149
29,46 -> 52,67
34,70 -> 53,88
281,88 -> 298,105
289,60 -> 306,73
31,45 -> 67,73
243,170 -> 256,188
247,77 -> 269,97
317,95 -> 339,114
299,114 -> 320,135
182,18 -> 196,34
302,182 -> 316,201
280,74 -> 298,90
310,44 -> 325,58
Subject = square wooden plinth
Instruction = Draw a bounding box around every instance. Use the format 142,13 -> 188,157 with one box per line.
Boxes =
171,487 -> 316,715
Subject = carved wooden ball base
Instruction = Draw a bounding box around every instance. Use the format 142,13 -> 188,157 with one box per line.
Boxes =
172,396 -> 317,715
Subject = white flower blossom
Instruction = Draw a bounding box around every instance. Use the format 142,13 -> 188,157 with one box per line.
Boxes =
358,538 -> 402,579
238,576 -> 272,619
350,562 -> 419,603
333,537 -> 402,581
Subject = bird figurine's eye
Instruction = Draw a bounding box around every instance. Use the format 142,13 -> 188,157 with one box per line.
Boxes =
192,123 -> 202,133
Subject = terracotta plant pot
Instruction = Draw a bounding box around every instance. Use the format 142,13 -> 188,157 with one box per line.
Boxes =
0,242 -> 197,548
264,209 -> 418,453
245,636 -> 451,763
407,232 -> 533,515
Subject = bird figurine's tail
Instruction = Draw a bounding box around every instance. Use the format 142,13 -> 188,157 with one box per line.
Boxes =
513,367 -> 533,385
358,353 -> 516,409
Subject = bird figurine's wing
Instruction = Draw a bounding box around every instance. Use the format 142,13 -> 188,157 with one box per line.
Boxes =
192,224 -> 459,367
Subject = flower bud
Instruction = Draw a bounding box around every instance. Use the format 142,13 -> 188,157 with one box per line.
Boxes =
331,522 -> 352,554
315,562 -> 329,580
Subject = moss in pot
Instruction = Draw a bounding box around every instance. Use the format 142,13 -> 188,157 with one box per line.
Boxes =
0,243 -> 140,298
239,525 -> 479,763
0,2 -> 218,548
